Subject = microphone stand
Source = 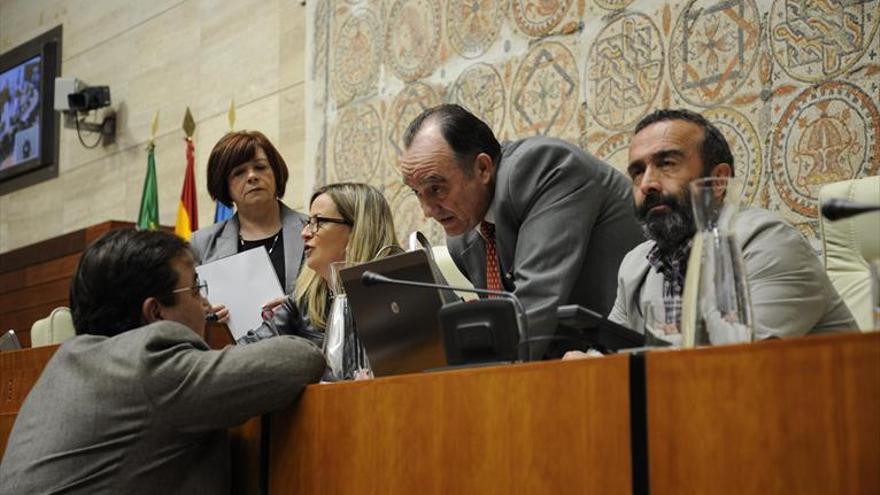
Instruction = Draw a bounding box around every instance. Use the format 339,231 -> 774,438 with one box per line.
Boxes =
361,271 -> 530,362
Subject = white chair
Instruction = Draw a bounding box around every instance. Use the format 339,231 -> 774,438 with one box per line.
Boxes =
819,176 -> 880,331
30,307 -> 76,346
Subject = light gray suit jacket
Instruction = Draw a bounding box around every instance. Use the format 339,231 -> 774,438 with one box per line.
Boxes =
190,201 -> 307,294
447,137 -> 643,358
608,208 -> 857,338
0,321 -> 325,495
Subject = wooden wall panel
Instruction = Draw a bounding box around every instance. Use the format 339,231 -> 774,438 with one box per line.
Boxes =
0,221 -> 143,347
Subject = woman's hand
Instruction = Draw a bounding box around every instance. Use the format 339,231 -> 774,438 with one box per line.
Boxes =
261,296 -> 287,314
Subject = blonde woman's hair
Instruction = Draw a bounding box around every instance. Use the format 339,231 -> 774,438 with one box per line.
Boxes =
294,182 -> 399,329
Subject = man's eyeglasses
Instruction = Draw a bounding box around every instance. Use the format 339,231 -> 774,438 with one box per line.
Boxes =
305,215 -> 352,234
172,277 -> 209,299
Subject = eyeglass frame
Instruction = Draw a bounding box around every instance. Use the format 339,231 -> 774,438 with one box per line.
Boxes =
305,215 -> 352,234
172,276 -> 209,299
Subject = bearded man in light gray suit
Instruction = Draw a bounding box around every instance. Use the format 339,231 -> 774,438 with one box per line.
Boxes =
399,104 -> 643,359
0,229 -> 325,495
575,108 -> 855,354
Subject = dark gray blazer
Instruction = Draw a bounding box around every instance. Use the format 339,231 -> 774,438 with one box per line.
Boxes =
447,137 -> 643,358
0,321 -> 325,495
190,202 -> 307,294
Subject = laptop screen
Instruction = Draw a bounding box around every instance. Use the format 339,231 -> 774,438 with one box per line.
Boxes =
340,250 -> 447,376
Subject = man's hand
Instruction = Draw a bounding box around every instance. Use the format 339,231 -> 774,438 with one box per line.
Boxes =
207,304 -> 229,324
561,349 -> 604,360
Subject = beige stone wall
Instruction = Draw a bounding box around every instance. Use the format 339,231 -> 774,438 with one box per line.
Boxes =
0,0 -> 312,253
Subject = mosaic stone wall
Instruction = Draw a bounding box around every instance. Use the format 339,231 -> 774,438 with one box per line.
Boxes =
307,0 -> 880,247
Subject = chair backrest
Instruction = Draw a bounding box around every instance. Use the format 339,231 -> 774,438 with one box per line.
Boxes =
819,176 -> 880,331
30,307 -> 76,347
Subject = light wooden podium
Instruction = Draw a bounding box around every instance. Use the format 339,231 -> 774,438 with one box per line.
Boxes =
2,333 -> 878,494
270,354 -> 633,494
267,332 -> 879,495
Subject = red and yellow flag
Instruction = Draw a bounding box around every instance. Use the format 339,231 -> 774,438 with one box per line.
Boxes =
175,136 -> 198,240
175,108 -> 198,240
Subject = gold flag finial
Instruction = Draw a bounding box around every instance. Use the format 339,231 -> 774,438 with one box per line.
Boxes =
149,110 -> 160,143
228,99 -> 236,131
182,107 -> 196,138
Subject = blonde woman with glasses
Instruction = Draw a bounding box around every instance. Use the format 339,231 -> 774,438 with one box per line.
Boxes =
248,182 -> 400,346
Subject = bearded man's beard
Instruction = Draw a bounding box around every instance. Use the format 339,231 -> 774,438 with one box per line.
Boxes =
635,189 -> 697,256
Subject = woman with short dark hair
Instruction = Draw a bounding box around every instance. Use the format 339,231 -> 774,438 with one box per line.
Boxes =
190,131 -> 308,320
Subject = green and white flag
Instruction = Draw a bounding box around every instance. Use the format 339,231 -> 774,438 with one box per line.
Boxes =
137,143 -> 159,230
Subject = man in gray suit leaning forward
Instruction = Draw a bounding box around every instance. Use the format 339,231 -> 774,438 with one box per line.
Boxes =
0,229 -> 326,495
399,104 -> 643,359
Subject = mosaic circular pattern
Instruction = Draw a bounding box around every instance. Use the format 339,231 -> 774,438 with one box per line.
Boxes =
770,0 -> 880,83
446,0 -> 504,59
587,13 -> 664,131
595,0 -> 635,10
385,0 -> 442,82
704,107 -> 762,207
332,10 -> 382,103
332,103 -> 383,183
770,81 -> 880,218
510,41 -> 579,136
447,63 -> 506,131
595,132 -> 632,175
385,83 -> 442,178
794,222 -> 819,243
669,0 -> 761,107
512,0 -> 574,37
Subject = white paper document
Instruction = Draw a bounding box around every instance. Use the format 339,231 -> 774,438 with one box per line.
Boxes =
195,248 -> 284,340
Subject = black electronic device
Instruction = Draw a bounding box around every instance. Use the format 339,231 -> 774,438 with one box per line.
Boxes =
820,198 -> 880,221
341,250 -> 448,376
438,298 -> 520,365
67,85 -> 111,112
357,258 -> 529,370
0,25 -> 62,195
556,304 -> 651,352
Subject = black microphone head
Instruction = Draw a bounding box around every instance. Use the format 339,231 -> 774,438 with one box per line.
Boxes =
821,198 -> 846,221
361,271 -> 391,286
821,198 -> 880,221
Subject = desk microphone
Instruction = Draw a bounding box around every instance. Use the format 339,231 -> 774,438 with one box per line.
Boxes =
820,198 -> 880,221
360,271 -> 530,361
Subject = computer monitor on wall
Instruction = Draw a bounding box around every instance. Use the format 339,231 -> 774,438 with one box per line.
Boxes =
0,25 -> 62,195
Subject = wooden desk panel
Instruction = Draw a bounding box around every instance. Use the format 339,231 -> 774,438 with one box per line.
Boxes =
646,332 -> 880,495
271,357 -> 633,495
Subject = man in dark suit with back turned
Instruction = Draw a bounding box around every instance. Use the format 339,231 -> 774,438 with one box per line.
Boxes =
0,229 -> 326,495
399,104 -> 643,359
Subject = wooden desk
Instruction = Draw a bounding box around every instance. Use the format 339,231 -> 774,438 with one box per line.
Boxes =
2,333 -> 877,495
645,332 -> 880,495
270,356 -> 634,494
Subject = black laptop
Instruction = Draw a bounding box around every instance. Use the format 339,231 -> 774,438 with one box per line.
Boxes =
340,250 -> 448,376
